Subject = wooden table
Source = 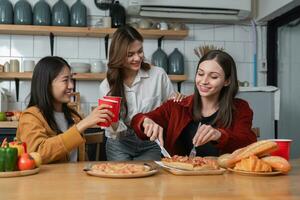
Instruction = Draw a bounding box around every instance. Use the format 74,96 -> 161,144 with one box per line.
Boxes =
1,159 -> 300,200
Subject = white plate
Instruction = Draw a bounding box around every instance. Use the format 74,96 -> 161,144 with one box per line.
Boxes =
85,164 -> 158,178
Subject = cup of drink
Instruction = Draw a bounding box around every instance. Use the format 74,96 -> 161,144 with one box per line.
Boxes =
270,139 -> 292,160
97,98 -> 119,127
103,96 -> 122,122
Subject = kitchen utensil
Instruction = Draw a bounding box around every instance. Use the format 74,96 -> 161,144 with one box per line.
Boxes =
14,0 -> 33,25
189,122 -> 201,158
52,0 -> 70,26
70,62 -> 91,73
155,139 -> 171,158
110,1 -> 126,28
138,19 -> 152,29
4,62 -> 10,72
71,0 -> 87,27
168,48 -> 184,75
94,0 -> 114,10
95,17 -> 111,28
23,60 -> 35,72
90,60 -> 105,73
189,145 -> 197,158
0,0 -> 13,24
33,0 -> 51,25
10,59 -> 20,72
151,47 -> 168,72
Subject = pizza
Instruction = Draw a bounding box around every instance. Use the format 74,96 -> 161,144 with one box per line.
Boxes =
91,163 -> 150,175
161,155 -> 219,171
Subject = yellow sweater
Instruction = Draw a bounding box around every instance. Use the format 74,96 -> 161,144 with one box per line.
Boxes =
16,106 -> 85,164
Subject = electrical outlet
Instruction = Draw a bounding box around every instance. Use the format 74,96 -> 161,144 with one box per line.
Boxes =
258,59 -> 267,72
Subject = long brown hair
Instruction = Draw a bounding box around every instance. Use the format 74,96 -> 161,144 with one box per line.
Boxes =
107,25 -> 150,118
192,50 -> 239,128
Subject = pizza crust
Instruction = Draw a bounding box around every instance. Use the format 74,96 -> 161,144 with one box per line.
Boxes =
162,155 -> 220,171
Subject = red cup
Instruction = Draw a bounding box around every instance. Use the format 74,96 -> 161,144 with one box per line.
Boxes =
270,139 -> 292,160
97,98 -> 119,127
103,96 -> 122,122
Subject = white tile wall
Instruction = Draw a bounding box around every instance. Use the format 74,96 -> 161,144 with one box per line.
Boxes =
0,0 -> 266,115
33,36 -> 51,58
11,35 -> 34,57
0,35 -> 11,56
78,37 -> 101,59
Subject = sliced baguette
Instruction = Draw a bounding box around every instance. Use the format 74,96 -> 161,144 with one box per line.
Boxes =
261,156 -> 291,173
227,140 -> 278,166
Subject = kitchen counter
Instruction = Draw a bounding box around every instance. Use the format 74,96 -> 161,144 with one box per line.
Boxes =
0,159 -> 299,199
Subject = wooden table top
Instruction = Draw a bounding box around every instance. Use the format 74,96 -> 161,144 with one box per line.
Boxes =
1,159 -> 300,200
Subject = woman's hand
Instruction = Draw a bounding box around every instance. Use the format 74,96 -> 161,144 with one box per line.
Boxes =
76,104 -> 114,133
169,91 -> 186,102
142,117 -> 164,146
193,124 -> 221,146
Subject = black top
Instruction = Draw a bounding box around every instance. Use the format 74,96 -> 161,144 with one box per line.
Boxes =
176,111 -> 220,157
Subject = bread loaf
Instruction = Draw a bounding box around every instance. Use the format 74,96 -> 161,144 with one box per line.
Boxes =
227,140 -> 278,165
261,156 -> 291,173
234,155 -> 272,172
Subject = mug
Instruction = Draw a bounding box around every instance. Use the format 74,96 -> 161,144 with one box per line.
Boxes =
23,60 -> 35,72
10,59 -> 20,72
238,81 -> 250,87
138,19 -> 151,29
157,21 -> 168,30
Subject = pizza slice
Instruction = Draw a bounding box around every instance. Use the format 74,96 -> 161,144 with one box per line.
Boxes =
162,155 -> 219,171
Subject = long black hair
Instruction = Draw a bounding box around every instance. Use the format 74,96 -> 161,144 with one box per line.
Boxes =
192,50 -> 239,128
28,56 -> 81,133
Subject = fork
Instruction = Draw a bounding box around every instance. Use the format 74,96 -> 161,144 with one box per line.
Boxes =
189,145 -> 197,158
189,122 -> 201,158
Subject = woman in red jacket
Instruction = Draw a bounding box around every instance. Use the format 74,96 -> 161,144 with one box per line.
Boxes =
131,50 -> 257,157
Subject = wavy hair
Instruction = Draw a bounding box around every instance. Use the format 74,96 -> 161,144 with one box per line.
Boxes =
107,25 -> 150,118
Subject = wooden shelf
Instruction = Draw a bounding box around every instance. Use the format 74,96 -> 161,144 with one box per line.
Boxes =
0,121 -> 18,128
0,25 -> 188,39
0,72 -> 187,82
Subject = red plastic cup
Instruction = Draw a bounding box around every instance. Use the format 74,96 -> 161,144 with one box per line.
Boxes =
270,139 -> 292,160
103,96 -> 122,122
97,98 -> 119,127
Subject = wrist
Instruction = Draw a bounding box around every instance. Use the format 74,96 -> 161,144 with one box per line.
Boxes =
76,121 -> 87,133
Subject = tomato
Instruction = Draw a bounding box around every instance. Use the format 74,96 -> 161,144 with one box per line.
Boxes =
18,153 -> 36,171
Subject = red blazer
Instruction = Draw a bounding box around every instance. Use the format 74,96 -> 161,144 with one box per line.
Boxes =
131,95 -> 257,156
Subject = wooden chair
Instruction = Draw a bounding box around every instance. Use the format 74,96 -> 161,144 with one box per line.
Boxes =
79,131 -> 104,161
252,127 -> 260,138
68,92 -> 81,113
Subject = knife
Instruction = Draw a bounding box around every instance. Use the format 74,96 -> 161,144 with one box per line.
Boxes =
155,139 -> 171,158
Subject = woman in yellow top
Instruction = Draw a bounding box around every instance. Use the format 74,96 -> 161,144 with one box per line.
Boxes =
17,56 -> 114,164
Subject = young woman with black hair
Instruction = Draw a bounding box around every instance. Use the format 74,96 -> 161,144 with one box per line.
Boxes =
17,56 -> 114,164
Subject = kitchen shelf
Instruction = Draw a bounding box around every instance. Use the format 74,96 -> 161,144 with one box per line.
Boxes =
0,72 -> 187,82
0,25 -> 188,39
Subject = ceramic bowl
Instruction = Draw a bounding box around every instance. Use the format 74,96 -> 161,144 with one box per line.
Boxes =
70,62 -> 91,73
